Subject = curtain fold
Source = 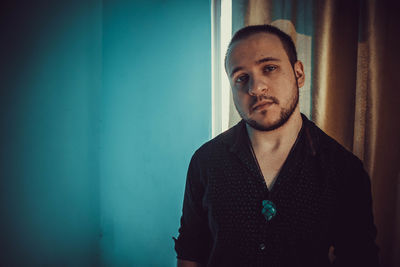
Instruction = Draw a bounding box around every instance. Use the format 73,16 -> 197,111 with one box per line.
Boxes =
230,0 -> 400,266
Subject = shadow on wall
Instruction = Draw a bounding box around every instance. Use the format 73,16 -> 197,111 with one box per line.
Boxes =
0,1 -> 211,266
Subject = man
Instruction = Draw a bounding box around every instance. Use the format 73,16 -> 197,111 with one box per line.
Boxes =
174,25 -> 379,267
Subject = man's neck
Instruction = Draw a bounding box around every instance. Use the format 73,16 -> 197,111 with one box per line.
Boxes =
246,108 -> 303,154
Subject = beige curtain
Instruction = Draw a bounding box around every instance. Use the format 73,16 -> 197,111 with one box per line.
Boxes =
234,0 -> 400,266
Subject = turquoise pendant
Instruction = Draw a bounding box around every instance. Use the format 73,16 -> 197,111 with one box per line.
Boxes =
262,200 -> 277,221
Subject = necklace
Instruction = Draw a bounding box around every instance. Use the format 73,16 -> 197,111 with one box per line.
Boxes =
247,136 -> 277,222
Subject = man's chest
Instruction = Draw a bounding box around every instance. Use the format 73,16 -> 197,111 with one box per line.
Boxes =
203,155 -> 339,244
257,151 -> 289,189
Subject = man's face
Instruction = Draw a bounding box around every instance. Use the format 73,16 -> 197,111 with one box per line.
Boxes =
226,33 -> 304,131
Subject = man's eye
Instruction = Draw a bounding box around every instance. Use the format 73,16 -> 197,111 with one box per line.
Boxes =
235,74 -> 248,83
264,65 -> 277,72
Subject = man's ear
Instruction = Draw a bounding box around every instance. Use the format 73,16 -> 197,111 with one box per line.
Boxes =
293,61 -> 305,88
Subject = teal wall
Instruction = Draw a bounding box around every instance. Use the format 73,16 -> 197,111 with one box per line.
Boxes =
0,0 -> 211,266
0,1 -> 102,266
100,0 -> 211,266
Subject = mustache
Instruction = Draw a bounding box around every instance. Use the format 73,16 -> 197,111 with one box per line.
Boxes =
251,95 -> 280,106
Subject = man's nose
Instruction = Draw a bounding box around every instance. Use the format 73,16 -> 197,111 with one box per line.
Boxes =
248,77 -> 268,96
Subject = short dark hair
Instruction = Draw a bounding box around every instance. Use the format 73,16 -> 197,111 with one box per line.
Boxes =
225,24 -> 298,69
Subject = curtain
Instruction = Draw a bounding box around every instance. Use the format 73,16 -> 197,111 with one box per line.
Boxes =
229,0 -> 400,266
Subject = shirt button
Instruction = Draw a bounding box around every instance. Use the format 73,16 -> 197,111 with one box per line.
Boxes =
259,243 -> 266,250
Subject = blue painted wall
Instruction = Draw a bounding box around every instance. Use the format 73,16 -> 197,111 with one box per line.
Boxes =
0,0 -> 210,266
100,0 -> 211,266
0,1 -> 102,266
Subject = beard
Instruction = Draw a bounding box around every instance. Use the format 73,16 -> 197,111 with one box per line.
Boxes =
238,84 -> 299,132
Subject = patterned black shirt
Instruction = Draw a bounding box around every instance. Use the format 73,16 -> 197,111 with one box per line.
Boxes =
174,115 -> 379,267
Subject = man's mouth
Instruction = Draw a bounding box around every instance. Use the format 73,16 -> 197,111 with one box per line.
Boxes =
252,100 -> 275,111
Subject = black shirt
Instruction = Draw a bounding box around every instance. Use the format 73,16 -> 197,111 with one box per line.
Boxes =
174,115 -> 379,267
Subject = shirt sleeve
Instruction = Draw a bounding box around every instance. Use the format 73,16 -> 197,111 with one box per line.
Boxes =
332,159 -> 380,267
173,151 -> 212,264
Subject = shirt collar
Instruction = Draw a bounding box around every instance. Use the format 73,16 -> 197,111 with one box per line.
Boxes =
221,113 -> 317,157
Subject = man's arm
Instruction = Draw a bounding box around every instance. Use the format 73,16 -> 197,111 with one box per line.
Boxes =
177,259 -> 202,267
332,160 -> 379,266
174,151 -> 211,265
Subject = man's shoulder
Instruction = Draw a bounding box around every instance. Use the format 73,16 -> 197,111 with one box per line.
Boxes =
191,121 -> 243,161
306,118 -> 363,169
